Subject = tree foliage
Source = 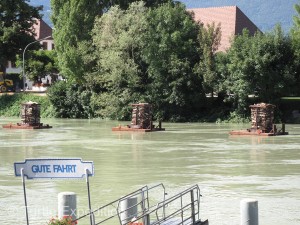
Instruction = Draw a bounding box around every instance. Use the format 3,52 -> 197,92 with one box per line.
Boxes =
16,50 -> 58,82
51,0 -> 103,83
50,0 -> 169,84
142,2 -> 204,121
91,2 -> 148,120
101,0 -> 170,10
90,1 -> 205,121
0,0 -> 42,73
47,81 -> 94,118
195,22 -> 221,95
218,27 -> 296,115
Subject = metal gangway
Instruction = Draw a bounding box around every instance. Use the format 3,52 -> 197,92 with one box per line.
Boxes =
74,183 -> 208,225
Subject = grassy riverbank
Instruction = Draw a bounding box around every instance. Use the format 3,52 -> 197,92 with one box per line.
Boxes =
1,92 -> 300,123
0,93 -> 55,118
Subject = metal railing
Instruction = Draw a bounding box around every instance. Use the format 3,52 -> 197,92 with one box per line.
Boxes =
73,183 -> 166,225
73,184 -> 202,225
128,185 -> 201,225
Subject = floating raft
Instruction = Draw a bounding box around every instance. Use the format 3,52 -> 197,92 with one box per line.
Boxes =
112,103 -> 165,132
3,123 -> 52,129
229,128 -> 288,136
2,101 -> 52,129
112,125 -> 165,132
229,103 -> 288,136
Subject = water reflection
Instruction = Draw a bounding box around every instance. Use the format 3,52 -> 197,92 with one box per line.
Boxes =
0,119 -> 299,225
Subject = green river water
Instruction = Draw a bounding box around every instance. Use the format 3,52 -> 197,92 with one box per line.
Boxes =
0,118 -> 299,225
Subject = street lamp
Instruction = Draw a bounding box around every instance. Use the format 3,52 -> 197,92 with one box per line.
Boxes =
22,35 -> 51,92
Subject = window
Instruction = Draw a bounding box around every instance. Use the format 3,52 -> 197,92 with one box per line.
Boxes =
42,42 -> 48,50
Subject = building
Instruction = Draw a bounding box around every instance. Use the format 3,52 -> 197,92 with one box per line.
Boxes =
188,6 -> 260,52
32,19 -> 54,51
6,19 -> 54,74
6,19 -> 55,90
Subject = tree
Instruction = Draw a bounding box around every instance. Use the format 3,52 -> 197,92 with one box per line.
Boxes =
0,0 -> 42,74
101,0 -> 170,10
91,2 -> 148,120
50,0 -> 103,83
91,1 -> 205,121
219,27 -> 295,115
16,50 -> 58,83
195,22 -> 221,96
142,2 -> 204,121
51,0 -> 169,84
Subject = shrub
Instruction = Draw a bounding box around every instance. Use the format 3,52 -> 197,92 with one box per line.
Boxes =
0,93 -> 54,117
47,81 -> 94,118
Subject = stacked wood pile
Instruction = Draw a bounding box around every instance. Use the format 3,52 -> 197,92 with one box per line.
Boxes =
131,103 -> 152,129
21,101 -> 41,125
250,103 -> 275,132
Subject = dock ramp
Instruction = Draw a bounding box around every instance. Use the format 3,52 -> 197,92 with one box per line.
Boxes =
74,184 -> 208,225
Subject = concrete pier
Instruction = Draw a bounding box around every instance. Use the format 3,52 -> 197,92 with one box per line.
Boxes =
240,198 -> 258,225
58,192 -> 77,221
120,197 -> 138,224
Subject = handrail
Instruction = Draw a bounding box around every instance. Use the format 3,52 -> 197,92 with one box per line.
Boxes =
72,184 -> 201,225
125,185 -> 201,225
73,183 -> 166,225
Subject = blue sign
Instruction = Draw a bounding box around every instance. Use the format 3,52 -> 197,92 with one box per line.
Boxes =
14,158 -> 94,179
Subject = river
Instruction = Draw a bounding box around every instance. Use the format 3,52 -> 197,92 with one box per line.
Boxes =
0,118 -> 299,225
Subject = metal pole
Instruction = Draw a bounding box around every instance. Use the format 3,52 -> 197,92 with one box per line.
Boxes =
22,35 -> 51,91
190,190 -> 195,225
21,168 -> 29,225
240,199 -> 258,225
86,168 -> 94,225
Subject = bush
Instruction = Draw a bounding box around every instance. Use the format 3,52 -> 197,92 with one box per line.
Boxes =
47,81 -> 95,118
0,93 -> 54,117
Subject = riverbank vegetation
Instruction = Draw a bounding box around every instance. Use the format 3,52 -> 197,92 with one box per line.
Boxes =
47,1 -> 300,122
0,93 -> 54,118
2,0 -> 300,122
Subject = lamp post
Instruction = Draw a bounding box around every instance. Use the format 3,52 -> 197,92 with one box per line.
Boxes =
22,35 -> 51,92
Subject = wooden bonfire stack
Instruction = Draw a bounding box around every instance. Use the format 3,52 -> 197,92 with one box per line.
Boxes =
2,101 -> 52,129
229,102 -> 288,136
112,103 -> 165,132
250,103 -> 275,133
131,103 -> 152,129
21,102 -> 41,125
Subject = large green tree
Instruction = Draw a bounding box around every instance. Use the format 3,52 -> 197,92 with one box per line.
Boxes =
195,22 -> 221,96
50,0 -> 103,83
91,2 -> 148,120
0,0 -> 42,74
219,27 -> 295,115
142,1 -> 204,121
51,0 -> 170,84
16,50 -> 58,83
91,1 -> 205,121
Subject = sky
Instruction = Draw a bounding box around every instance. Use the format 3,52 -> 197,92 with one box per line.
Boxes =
31,0 -> 299,32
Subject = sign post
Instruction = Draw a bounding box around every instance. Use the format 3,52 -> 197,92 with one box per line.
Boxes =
14,158 -> 94,225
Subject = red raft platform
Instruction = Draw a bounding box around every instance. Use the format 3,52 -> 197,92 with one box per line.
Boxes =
229,126 -> 288,136
112,124 -> 165,132
2,101 -> 52,129
3,123 -> 52,129
230,103 -> 288,136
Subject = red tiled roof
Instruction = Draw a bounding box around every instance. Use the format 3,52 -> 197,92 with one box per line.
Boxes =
32,19 -> 53,40
188,6 -> 260,51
